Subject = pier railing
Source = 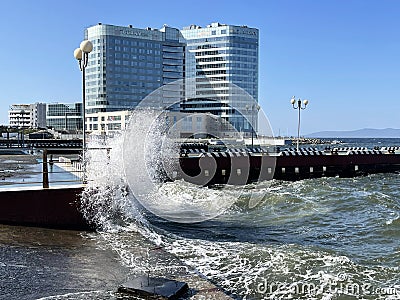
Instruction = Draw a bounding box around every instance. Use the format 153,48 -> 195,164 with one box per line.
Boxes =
2,145 -> 400,189
0,153 -> 82,189
0,149 -> 83,189
0,148 -> 110,189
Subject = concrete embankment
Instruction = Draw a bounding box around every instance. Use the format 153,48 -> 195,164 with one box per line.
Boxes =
0,224 -> 232,299
0,180 -> 232,298
0,185 -> 88,230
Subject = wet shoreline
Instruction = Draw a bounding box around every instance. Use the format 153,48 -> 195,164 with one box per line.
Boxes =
0,224 -> 232,300
0,155 -> 39,183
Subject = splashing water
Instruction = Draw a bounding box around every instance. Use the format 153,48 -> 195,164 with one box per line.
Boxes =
121,108 -> 249,223
81,108 -> 244,226
80,132 -> 144,231
80,115 -> 400,299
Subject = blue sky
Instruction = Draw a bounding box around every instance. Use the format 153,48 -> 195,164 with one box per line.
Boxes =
0,0 -> 399,135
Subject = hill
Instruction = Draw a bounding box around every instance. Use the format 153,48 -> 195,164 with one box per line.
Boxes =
307,128 -> 400,138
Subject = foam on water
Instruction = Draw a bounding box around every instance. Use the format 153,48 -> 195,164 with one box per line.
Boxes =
80,113 -> 400,299
129,224 -> 398,300
36,291 -> 115,300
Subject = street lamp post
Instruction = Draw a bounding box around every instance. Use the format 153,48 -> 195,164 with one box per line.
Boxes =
16,114 -> 20,147
246,103 -> 260,148
6,126 -> 10,148
21,110 -> 25,148
64,112 -> 69,131
290,96 -> 309,151
74,40 -> 93,183
16,110 -> 26,148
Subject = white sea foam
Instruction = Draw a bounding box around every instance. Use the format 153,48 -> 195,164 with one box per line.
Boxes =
36,291 -> 113,300
80,133 -> 145,230
78,110 -> 400,300
386,213 -> 400,225
120,108 -> 252,223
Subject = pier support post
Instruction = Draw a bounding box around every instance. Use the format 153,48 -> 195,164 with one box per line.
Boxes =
43,149 -> 49,188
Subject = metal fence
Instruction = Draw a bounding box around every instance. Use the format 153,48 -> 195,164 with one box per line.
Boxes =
0,147 -> 113,188
0,150 -> 83,188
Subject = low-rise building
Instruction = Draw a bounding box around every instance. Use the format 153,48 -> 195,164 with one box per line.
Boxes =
30,103 -> 47,129
46,103 -> 83,131
9,104 -> 33,128
8,103 -> 47,129
86,109 -> 236,139
86,110 -> 131,135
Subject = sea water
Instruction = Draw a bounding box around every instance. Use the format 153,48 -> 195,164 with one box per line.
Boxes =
0,134 -> 399,299
76,132 -> 400,299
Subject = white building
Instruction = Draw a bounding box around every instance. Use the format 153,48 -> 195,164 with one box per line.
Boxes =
9,104 -> 31,128
8,103 -> 46,129
86,110 -> 131,135
30,102 -> 47,128
86,109 -> 236,139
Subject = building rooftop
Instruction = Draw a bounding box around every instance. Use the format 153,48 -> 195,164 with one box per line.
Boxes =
182,22 -> 252,30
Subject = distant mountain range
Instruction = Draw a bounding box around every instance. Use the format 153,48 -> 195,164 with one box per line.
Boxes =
307,128 -> 400,138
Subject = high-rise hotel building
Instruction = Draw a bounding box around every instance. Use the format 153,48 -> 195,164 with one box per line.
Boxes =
83,22 -> 258,131
84,23 -> 185,114
181,22 -> 259,132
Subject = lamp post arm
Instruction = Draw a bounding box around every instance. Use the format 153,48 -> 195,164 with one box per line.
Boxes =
77,60 -> 83,71
82,63 -> 87,183
74,40 -> 93,184
291,98 -> 309,151
297,105 -> 301,151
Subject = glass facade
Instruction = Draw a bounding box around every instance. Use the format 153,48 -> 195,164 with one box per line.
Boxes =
46,103 -> 82,131
181,23 -> 259,132
85,24 -> 185,114
83,22 -> 259,133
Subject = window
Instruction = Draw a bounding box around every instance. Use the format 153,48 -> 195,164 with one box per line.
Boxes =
183,117 -> 192,131
108,123 -> 121,130
196,117 -> 202,130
